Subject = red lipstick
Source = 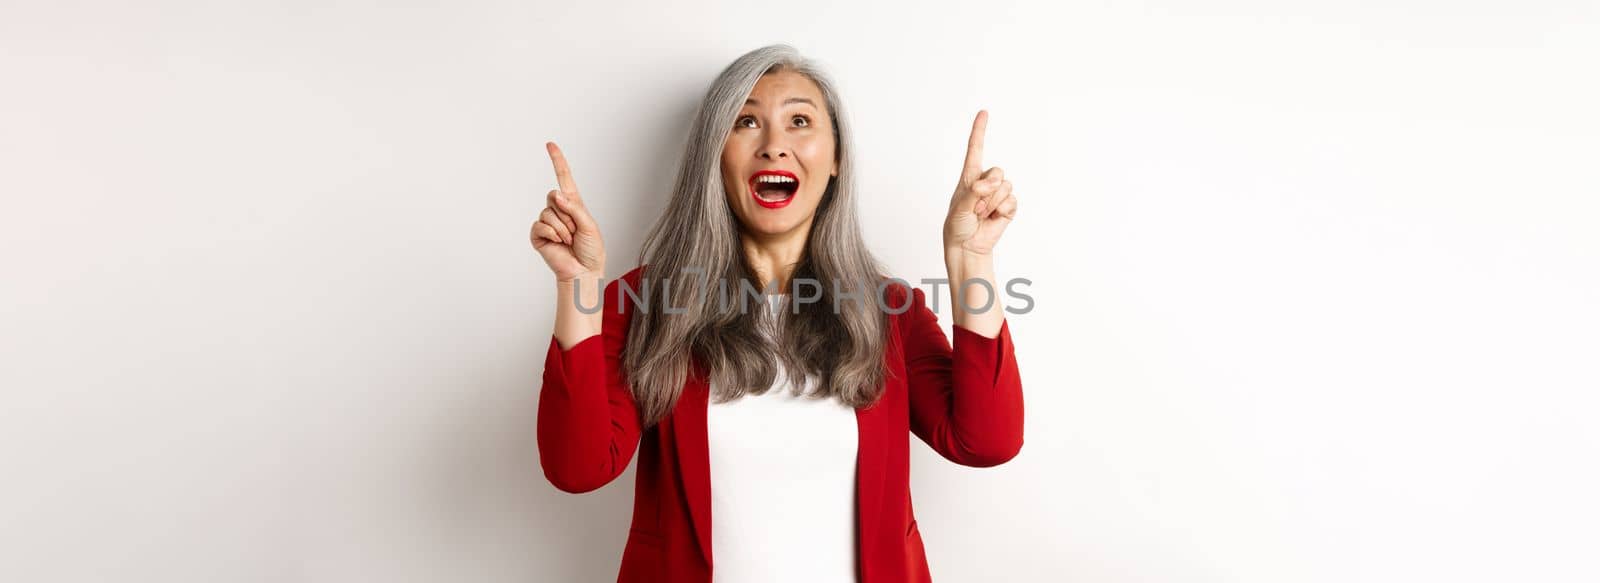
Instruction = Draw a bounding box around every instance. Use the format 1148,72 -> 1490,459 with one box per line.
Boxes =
748,169 -> 799,209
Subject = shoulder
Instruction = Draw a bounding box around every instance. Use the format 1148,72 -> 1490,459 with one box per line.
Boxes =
875,275 -> 928,319
603,265 -> 648,295
621,264 -> 648,286
873,277 -> 937,353
594,265 -> 650,319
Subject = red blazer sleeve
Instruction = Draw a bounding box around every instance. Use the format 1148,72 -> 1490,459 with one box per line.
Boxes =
901,285 -> 1025,467
537,269 -> 644,493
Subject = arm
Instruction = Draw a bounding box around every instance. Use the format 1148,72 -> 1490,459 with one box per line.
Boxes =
553,271 -> 604,350
903,281 -> 1025,468
911,107 -> 1024,467
537,269 -> 644,493
946,248 -> 1004,338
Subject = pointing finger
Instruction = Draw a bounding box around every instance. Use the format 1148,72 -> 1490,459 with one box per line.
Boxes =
547,142 -> 579,195
962,110 -> 988,182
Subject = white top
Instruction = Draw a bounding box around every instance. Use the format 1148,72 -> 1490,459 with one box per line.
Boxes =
705,294 -> 860,583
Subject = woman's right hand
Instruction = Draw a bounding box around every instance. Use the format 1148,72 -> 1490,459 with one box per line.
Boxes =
531,142 -> 607,282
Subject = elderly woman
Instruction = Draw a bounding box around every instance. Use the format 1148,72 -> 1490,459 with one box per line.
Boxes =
530,44 -> 1023,583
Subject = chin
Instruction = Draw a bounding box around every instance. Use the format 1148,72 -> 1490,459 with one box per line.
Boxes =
746,219 -> 794,234
739,213 -> 798,233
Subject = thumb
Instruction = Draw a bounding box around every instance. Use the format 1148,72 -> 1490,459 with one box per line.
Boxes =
955,171 -> 1000,213
553,193 -> 599,234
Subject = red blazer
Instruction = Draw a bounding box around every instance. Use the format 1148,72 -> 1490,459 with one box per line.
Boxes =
538,265 -> 1024,583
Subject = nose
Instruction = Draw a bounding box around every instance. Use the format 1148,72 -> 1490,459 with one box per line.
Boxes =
757,135 -> 790,160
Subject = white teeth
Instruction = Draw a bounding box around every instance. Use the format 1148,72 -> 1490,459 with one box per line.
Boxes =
755,174 -> 797,183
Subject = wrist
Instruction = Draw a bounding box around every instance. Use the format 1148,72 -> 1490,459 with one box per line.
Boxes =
944,246 -> 992,269
555,267 -> 606,286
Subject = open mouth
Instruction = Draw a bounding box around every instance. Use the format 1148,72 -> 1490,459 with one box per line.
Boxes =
749,170 -> 799,209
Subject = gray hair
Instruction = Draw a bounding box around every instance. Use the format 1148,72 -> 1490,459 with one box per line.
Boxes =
625,44 -> 892,427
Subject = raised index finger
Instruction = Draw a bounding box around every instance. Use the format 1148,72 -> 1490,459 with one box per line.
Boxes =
963,110 -> 988,181
546,141 -> 579,194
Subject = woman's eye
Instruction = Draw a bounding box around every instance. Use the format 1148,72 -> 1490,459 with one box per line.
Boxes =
735,115 -> 810,128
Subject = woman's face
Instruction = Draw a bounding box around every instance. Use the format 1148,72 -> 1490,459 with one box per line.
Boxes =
720,69 -> 838,239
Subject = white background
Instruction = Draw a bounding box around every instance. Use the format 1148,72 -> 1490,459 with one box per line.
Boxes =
3,1 -> 1597,581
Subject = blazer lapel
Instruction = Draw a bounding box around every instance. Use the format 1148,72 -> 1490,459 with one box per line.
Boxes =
854,382 -> 889,572
855,308 -> 899,577
674,355 -> 715,568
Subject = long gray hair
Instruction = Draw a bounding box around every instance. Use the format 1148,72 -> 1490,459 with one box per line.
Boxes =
624,44 -> 892,428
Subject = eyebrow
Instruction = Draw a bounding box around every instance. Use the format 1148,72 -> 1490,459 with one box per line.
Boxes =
745,97 -> 818,108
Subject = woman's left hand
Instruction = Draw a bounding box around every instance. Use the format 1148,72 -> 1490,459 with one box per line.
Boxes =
943,110 -> 1017,256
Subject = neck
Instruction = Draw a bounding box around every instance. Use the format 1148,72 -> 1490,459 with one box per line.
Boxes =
740,226 -> 810,295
